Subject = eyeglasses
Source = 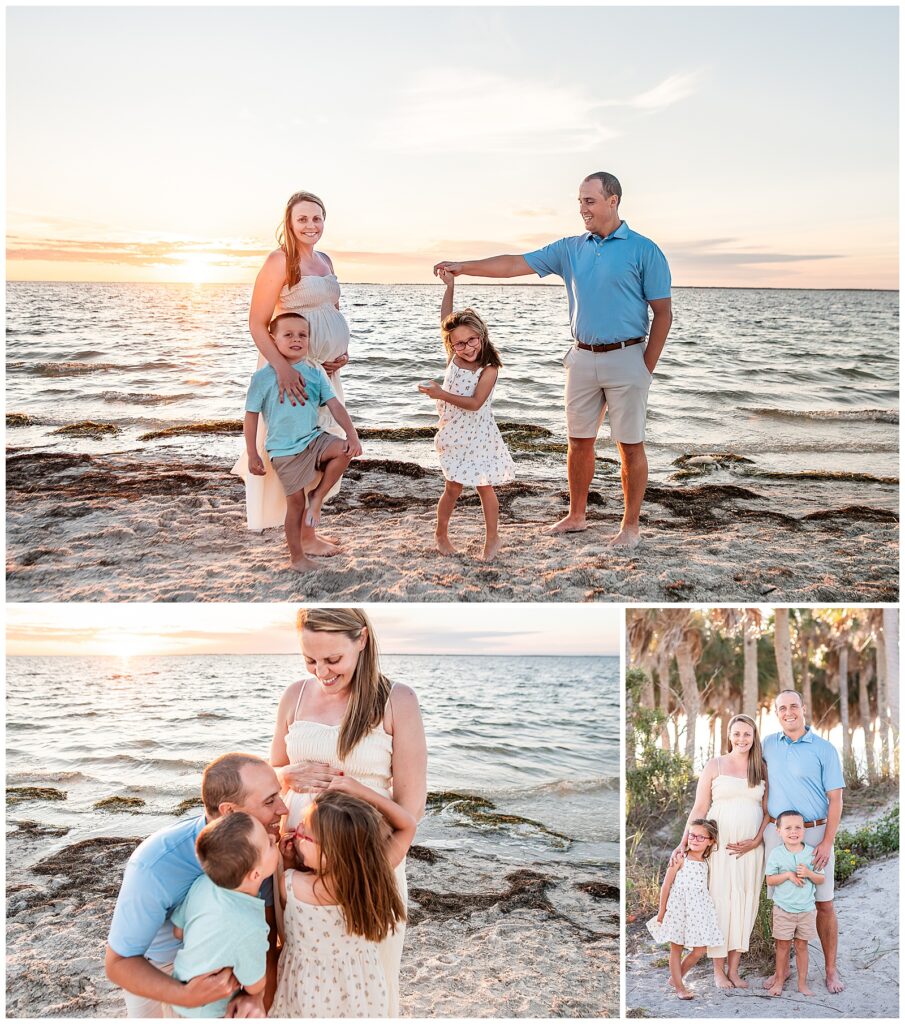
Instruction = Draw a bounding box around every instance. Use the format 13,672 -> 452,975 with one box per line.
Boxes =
688,833 -> 711,842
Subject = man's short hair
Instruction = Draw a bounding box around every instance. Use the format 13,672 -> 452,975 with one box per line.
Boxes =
201,752 -> 266,817
775,809 -> 805,827
269,311 -> 309,333
196,811 -> 260,889
775,689 -> 804,705
584,171 -> 622,204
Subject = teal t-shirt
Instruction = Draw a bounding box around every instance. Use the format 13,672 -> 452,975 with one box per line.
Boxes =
245,361 -> 336,458
766,842 -> 819,913
170,874 -> 269,1018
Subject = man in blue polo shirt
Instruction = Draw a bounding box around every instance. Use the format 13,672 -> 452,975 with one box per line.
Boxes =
434,171 -> 672,548
105,752 -> 288,1017
762,689 -> 846,995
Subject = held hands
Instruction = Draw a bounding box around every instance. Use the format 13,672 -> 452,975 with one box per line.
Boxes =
225,992 -> 267,1019
437,267 -> 456,287
418,381 -> 443,399
668,844 -> 686,868
278,831 -> 299,870
282,761 -> 344,793
183,967 -> 238,1008
277,367 -> 309,406
247,453 -> 267,477
433,261 -> 463,278
325,774 -> 368,799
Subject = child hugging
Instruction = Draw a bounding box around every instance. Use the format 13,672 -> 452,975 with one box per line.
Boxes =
764,809 -> 825,998
647,818 -> 724,1000
271,775 -> 416,1018
244,312 -> 362,573
418,269 -> 515,562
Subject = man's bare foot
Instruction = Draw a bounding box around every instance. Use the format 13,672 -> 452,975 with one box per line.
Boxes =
303,536 -> 342,556
303,494 -> 325,528
799,982 -> 815,996
713,972 -> 733,990
435,534 -> 458,556
609,525 -> 640,548
289,555 -> 318,573
728,974 -> 749,989
767,980 -> 785,997
825,970 -> 845,994
479,537 -> 502,562
762,972 -> 789,990
546,514 -> 588,535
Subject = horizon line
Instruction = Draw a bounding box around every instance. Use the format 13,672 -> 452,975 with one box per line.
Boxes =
5,651 -> 619,659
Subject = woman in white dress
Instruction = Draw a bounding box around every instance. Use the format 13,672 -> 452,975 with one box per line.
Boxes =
232,191 -> 351,550
672,714 -> 769,990
270,607 -> 428,1017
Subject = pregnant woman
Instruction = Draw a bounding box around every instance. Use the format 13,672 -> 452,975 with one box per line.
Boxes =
271,607 -> 427,1016
673,714 -> 769,990
233,191 -> 352,547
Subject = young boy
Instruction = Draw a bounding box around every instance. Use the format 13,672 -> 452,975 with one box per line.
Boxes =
764,809 -> 826,997
245,312 -> 362,572
170,813 -> 280,1017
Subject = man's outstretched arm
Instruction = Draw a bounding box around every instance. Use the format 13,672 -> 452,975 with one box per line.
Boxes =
433,255 -> 535,279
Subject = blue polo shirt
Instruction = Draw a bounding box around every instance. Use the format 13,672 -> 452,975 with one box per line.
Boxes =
523,221 -> 671,344
762,727 -> 845,821
107,814 -> 273,964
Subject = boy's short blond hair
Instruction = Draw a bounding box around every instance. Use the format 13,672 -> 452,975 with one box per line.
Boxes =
196,812 -> 260,890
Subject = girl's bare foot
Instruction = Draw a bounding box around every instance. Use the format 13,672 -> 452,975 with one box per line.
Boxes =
304,536 -> 342,556
798,982 -> 815,996
290,555 -> 318,573
435,534 -> 458,555
479,536 -> 502,562
728,974 -> 749,989
304,494 -> 325,528
713,971 -> 733,990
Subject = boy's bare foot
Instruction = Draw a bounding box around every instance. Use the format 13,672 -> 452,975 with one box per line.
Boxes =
435,534 -> 458,556
825,970 -> 845,994
479,537 -> 502,562
798,982 -> 815,996
762,971 -> 789,990
713,971 -> 733,990
304,536 -> 342,557
546,514 -> 588,535
304,494 -> 325,528
289,555 -> 318,573
609,525 -> 640,548
728,974 -> 749,989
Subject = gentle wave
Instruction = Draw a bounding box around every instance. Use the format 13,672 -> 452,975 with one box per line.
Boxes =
100,391 -> 195,406
744,406 -> 899,424
8,360 -> 118,376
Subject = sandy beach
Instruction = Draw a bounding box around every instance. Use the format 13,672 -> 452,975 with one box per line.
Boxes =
6,449 -> 898,602
5,824 -> 618,1018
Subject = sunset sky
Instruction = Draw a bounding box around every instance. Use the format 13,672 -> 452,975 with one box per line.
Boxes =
6,7 -> 898,288
5,604 -> 620,657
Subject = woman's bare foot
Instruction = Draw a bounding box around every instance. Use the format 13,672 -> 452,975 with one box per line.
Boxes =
304,494 -> 325,528
289,555 -> 318,573
728,974 -> 749,989
546,514 -> 588,535
798,982 -> 815,996
479,536 -> 502,562
713,971 -> 733,990
435,533 -> 458,556
609,525 -> 640,548
304,536 -> 342,556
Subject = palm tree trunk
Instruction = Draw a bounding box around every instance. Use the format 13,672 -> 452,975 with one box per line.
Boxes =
801,636 -> 813,713
883,609 -> 899,772
774,608 -> 795,691
859,657 -> 877,784
657,650 -> 671,750
743,623 -> 758,719
838,645 -> 851,766
676,640 -> 699,763
875,627 -> 890,776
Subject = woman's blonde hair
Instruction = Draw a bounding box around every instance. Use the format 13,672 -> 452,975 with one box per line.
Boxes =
296,607 -> 391,761
309,790 -> 405,942
277,191 -> 327,290
726,714 -> 767,788
441,308 -> 503,368
689,818 -> 719,860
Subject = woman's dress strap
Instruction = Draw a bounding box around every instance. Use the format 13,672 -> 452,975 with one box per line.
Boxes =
292,679 -> 308,723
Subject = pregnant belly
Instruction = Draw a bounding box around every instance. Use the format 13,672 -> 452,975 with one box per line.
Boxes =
306,308 -> 350,362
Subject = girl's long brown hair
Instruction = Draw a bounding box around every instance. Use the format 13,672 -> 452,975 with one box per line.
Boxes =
310,791 -> 405,942
296,607 -> 392,760
726,714 -> 767,789
689,818 -> 719,860
441,308 -> 503,368
277,191 -> 326,290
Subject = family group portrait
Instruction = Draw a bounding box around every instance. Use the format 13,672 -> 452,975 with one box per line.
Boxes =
625,606 -> 900,1018
5,602 -> 619,1018
6,5 -> 898,603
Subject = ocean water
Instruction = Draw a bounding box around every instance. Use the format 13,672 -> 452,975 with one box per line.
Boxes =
6,282 -> 899,515
5,653 -> 619,869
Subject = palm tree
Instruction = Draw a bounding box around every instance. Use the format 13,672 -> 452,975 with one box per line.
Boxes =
658,610 -> 706,761
883,608 -> 899,771
774,608 -> 795,692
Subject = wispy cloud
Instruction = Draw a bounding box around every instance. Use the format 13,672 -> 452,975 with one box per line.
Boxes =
668,238 -> 841,267
6,235 -> 269,267
630,71 -> 702,110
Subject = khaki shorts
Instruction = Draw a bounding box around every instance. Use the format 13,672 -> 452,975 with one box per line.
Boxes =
763,822 -> 835,901
562,342 -> 652,442
772,905 -> 818,941
270,432 -> 343,496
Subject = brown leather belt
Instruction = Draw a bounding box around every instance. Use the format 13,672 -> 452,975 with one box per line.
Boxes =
576,336 -> 645,352
769,816 -> 827,828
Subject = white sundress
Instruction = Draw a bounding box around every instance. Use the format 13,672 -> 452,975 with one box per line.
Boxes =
646,857 -> 725,949
232,271 -> 350,531
434,362 -> 516,487
269,868 -> 388,1019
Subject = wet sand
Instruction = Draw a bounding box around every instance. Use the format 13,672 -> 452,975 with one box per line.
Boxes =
5,824 -> 618,1017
